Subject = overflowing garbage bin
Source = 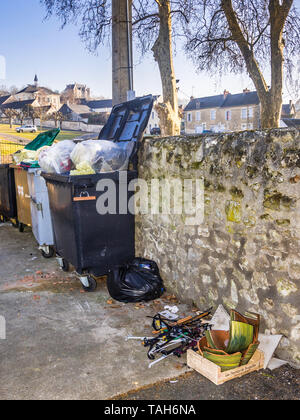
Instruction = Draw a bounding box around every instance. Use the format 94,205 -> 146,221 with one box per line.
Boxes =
42,95 -> 154,291
8,129 -> 60,233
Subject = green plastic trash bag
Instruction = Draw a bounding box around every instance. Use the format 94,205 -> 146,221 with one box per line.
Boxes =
24,128 -> 60,151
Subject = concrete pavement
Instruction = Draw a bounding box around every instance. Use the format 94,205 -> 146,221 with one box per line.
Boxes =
0,223 -> 191,400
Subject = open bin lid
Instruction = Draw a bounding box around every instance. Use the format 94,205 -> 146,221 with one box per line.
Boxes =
98,95 -> 154,144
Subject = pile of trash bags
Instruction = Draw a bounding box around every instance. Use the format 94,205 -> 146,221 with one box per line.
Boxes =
38,139 -> 135,175
38,140 -> 75,174
12,129 -> 60,166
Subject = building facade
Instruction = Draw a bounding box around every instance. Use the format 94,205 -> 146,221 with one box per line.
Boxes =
12,76 -> 61,111
62,83 -> 91,103
184,90 -> 261,134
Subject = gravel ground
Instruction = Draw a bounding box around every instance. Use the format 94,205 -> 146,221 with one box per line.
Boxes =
117,364 -> 300,400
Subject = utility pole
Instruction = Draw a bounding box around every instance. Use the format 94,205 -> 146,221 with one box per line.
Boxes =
112,0 -> 135,105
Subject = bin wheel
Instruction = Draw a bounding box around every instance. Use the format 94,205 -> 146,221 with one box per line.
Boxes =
81,276 -> 97,292
41,247 -> 55,259
18,223 -> 25,233
61,259 -> 70,272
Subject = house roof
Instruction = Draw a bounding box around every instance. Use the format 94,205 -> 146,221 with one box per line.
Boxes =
60,103 -> 92,115
281,118 -> 300,128
281,103 -> 295,117
66,83 -> 87,89
222,91 -> 260,107
0,95 -> 11,105
184,91 -> 260,111
16,85 -> 59,95
0,99 -> 36,110
86,95 -> 160,110
87,99 -> 113,109
184,95 -> 225,111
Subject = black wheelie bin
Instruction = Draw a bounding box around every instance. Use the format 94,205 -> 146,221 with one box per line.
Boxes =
0,164 -> 17,223
42,95 -> 154,291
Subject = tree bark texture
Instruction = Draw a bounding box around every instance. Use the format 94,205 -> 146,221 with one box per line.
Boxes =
152,0 -> 181,136
221,0 -> 293,129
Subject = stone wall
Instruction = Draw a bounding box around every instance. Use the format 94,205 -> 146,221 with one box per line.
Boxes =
136,128 -> 300,366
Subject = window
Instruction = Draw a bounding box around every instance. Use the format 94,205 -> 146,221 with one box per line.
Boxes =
248,107 -> 253,118
241,108 -> 247,119
202,123 -> 206,130
187,113 -> 192,122
211,110 -> 216,120
241,123 -> 247,130
248,123 -> 253,129
196,111 -> 201,121
225,110 -> 231,121
152,112 -> 155,119
196,101 -> 201,109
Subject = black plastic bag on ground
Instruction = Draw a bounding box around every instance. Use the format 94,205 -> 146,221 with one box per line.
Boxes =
107,258 -> 165,303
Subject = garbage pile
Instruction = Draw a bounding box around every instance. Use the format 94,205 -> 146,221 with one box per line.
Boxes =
12,128 -> 60,167
38,139 -> 135,175
70,140 -> 135,175
198,309 -> 260,372
38,140 -> 75,174
11,130 -> 135,175
128,308 -> 212,368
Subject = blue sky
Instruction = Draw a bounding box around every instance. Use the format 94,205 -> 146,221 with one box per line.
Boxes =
0,0 -> 299,101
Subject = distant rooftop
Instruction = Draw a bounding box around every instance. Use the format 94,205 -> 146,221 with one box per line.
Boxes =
0,95 -> 11,106
16,85 -> 59,95
184,91 -> 260,111
0,99 -> 36,110
281,103 -> 295,117
60,103 -> 92,115
281,118 -> 300,128
87,99 -> 113,109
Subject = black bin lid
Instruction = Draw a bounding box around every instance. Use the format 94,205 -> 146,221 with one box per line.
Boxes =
98,95 -> 154,143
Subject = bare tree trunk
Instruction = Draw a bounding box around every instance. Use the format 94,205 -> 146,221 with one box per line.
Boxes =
152,0 -> 180,136
267,0 -> 291,128
221,0 -> 293,129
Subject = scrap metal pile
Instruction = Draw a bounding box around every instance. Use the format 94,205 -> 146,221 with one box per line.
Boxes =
128,308 -> 213,368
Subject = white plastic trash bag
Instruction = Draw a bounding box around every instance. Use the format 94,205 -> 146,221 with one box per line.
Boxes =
70,140 -> 134,173
38,140 -> 76,174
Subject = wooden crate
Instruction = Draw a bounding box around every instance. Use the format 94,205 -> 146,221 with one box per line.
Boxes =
187,349 -> 264,385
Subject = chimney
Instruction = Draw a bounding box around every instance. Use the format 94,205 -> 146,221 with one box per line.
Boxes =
223,90 -> 230,98
243,88 -> 250,93
190,96 -> 194,101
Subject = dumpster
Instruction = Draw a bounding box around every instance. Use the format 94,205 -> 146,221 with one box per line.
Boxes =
0,164 -> 17,223
9,129 -> 60,233
27,168 -> 55,258
42,95 -> 154,291
10,164 -> 32,232
0,140 -> 26,224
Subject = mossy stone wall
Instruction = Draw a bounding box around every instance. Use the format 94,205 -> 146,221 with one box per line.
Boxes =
136,128 -> 300,366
